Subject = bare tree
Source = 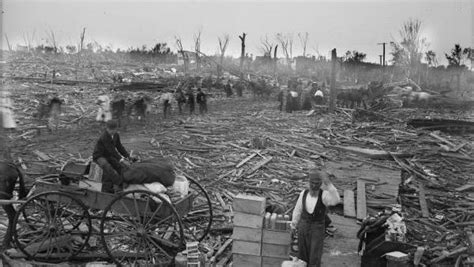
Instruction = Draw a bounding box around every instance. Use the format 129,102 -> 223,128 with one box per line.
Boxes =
298,32 -> 309,57
4,34 -> 12,51
79,27 -> 86,53
22,30 -> 35,51
260,35 -> 274,57
239,32 -> 247,79
46,29 -> 58,53
175,36 -> 189,74
217,34 -> 230,77
194,28 -> 202,71
276,33 -> 294,69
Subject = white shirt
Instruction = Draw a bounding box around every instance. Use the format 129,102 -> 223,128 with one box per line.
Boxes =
290,91 -> 298,98
314,90 -> 324,97
161,92 -> 174,103
291,184 -> 340,229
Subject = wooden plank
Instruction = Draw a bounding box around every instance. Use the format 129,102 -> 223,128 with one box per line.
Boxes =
233,212 -> 264,229
247,157 -> 272,175
232,227 -> 262,243
233,194 -> 266,215
357,180 -> 367,220
236,152 -> 258,168
332,145 -> 411,160
343,190 -> 356,218
455,184 -> 474,192
232,240 -> 261,256
419,184 -> 429,218
232,253 -> 261,267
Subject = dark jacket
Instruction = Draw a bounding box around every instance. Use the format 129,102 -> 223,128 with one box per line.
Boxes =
196,91 -> 206,104
93,130 -> 129,161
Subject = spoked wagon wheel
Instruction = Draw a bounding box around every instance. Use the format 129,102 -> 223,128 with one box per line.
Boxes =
13,191 -> 92,262
100,190 -> 184,266
182,177 -> 213,242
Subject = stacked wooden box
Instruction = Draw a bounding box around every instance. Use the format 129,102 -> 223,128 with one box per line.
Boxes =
262,213 -> 292,267
232,194 -> 266,267
231,194 -> 292,267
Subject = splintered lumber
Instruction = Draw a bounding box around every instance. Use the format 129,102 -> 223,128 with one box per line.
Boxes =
455,184 -> 474,192
247,157 -> 272,175
357,180 -> 367,220
235,152 -> 258,168
213,238 -> 233,260
429,246 -> 468,264
331,145 -> 411,160
25,235 -> 71,255
233,194 -> 266,215
419,184 -> 429,218
33,150 -> 50,161
265,136 -> 329,159
343,190 -> 356,218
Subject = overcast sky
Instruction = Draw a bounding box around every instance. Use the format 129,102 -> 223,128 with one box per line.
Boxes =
1,0 -> 473,64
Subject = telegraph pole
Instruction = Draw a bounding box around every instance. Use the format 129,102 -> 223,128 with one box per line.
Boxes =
329,49 -> 337,113
377,42 -> 387,66
379,55 -> 383,66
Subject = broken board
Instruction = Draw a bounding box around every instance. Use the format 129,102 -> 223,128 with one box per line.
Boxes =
331,145 -> 411,160
343,190 -> 356,218
357,180 -> 367,220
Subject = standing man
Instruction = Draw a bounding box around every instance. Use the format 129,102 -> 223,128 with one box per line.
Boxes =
291,169 -> 340,267
196,88 -> 208,114
92,120 -> 133,193
186,87 -> 195,115
174,87 -> 186,114
225,80 -> 233,97
161,91 -> 175,118
313,85 -> 324,106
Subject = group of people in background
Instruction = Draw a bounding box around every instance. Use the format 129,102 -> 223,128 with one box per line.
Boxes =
167,85 -> 208,118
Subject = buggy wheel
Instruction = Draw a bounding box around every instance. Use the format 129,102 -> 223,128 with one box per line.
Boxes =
100,190 -> 184,266
12,191 -> 91,262
183,177 -> 213,242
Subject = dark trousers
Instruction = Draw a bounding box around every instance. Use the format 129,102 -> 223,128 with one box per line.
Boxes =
199,103 -> 207,114
95,157 -> 123,193
189,103 -> 195,114
298,219 -> 325,267
163,100 -> 171,118
0,177 -> 16,250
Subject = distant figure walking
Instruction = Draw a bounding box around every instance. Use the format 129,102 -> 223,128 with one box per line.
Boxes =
186,87 -> 195,115
196,88 -> 208,114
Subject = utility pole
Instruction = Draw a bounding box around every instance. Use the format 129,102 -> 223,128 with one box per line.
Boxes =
377,42 -> 387,66
329,49 -> 337,113
379,55 -> 383,66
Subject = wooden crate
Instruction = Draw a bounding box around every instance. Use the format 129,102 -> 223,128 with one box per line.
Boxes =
262,256 -> 289,267
233,194 -> 266,215
262,229 -> 291,245
233,212 -> 264,229
232,240 -> 261,256
232,226 -> 263,243
261,243 -> 290,258
232,253 -> 261,267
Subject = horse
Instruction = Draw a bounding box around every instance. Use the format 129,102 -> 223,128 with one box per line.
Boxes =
0,161 -> 27,250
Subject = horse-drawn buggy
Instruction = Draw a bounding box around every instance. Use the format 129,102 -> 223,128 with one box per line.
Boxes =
4,160 -> 213,266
